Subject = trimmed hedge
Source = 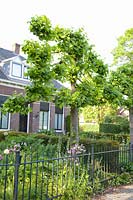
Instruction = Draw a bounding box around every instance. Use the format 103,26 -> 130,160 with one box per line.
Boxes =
79,131 -> 129,144
80,138 -> 119,173
99,123 -> 129,134
0,131 -> 120,173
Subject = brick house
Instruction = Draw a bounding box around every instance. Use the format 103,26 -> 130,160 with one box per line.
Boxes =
0,44 -> 69,133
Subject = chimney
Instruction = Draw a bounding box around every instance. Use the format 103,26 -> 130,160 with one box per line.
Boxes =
12,43 -> 21,54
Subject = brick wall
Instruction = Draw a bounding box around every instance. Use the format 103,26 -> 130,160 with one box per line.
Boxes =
29,102 -> 40,133
0,85 -> 24,95
0,84 -> 70,133
49,102 -> 55,129
10,113 -> 19,131
64,106 -> 70,132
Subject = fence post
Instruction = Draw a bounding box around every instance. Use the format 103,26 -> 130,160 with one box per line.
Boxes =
91,145 -> 95,185
129,143 -> 133,162
13,151 -> 21,200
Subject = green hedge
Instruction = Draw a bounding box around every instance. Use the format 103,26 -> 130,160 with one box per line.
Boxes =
0,131 -> 120,173
79,131 -> 129,144
99,123 -> 129,134
80,138 -> 119,173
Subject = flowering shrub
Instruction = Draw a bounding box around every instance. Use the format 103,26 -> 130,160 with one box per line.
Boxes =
67,144 -> 86,156
4,149 -> 10,154
0,144 -> 21,160
67,144 -> 86,164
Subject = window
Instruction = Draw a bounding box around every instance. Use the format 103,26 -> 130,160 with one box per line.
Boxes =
0,111 -> 8,129
55,107 -> 63,130
55,113 -> 63,130
11,62 -> 30,79
39,111 -> 49,130
12,63 -> 22,77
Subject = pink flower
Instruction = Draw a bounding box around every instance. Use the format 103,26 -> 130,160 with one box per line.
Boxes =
14,144 -> 20,152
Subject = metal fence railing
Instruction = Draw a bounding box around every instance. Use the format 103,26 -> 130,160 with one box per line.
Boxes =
0,144 -> 132,200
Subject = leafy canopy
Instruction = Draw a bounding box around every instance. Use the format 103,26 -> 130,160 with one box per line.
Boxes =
2,15 -> 108,114
106,28 -> 133,109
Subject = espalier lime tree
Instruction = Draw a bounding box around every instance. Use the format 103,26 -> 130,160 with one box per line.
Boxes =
104,28 -> 133,145
2,15 -> 108,142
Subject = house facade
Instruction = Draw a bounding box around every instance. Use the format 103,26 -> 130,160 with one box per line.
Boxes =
0,44 -> 69,133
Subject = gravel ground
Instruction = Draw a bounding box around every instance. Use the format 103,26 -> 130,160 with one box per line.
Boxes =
92,184 -> 133,200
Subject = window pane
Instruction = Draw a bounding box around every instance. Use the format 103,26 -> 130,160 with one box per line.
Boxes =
55,113 -> 58,129
55,113 -> 62,130
2,113 -> 8,129
39,111 -> 43,129
39,111 -> 48,130
58,114 -> 62,129
12,63 -> 22,77
43,112 -> 48,130
0,111 -> 8,129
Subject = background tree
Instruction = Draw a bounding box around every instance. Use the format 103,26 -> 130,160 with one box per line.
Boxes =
105,28 -> 133,145
2,15 -> 108,142
81,103 -> 116,124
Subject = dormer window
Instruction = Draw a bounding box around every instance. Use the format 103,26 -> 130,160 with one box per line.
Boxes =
11,62 -> 29,79
12,62 -> 22,78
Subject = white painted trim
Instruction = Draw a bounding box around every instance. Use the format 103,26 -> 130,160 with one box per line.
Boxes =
48,103 -> 50,131
8,113 -> 11,130
0,94 -> 9,97
62,107 -> 64,133
9,60 -> 12,76
27,104 -> 30,133
1,56 -> 18,63
0,82 -> 24,90
9,62 -> 30,81
0,79 -> 27,88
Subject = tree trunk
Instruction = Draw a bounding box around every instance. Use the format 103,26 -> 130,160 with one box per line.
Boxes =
129,107 -> 133,143
129,107 -> 133,161
70,81 -> 79,143
70,106 -> 79,143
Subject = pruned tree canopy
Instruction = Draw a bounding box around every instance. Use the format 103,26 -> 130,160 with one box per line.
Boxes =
2,15 -> 108,141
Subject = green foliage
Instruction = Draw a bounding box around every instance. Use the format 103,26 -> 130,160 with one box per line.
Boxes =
1,93 -> 32,115
0,131 -> 132,199
108,28 -> 133,143
2,15 -> 108,139
80,131 -> 129,143
110,173 -> 133,186
99,123 -> 123,134
79,123 -> 99,132
100,114 -> 129,134
0,131 -> 68,156
81,104 -> 116,123
119,162 -> 133,173
66,115 -> 71,133
60,169 -> 91,200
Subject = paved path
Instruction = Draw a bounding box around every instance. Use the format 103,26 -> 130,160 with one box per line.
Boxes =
92,184 -> 133,200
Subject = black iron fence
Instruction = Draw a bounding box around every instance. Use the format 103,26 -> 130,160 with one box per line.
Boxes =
0,144 -> 132,200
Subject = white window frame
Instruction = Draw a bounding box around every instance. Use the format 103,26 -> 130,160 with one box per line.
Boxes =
11,62 -> 29,80
55,113 -> 63,130
39,111 -> 49,130
12,62 -> 22,78
0,111 -> 9,129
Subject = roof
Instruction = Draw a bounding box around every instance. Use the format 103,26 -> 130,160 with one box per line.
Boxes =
0,47 -> 25,62
0,67 -> 8,80
53,80 -> 64,89
0,47 -> 64,89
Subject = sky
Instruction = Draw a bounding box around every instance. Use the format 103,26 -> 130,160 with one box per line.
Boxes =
0,0 -> 133,65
